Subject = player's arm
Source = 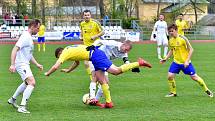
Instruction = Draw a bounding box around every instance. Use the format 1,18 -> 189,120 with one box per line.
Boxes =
44,60 -> 62,76
61,61 -> 80,73
160,49 -> 172,64
91,21 -> 105,40
184,38 -> 193,67
9,46 -> 19,73
79,23 -> 83,41
31,56 -> 43,71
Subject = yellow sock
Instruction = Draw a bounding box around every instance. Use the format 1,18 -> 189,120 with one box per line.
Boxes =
168,79 -> 176,94
86,67 -> 93,80
120,62 -> 139,72
196,77 -> 208,91
101,84 -> 111,103
42,43 -> 46,52
37,44 -> 40,52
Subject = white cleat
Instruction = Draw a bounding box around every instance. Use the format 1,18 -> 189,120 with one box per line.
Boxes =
165,93 -> 177,97
17,106 -> 30,114
206,90 -> 213,98
8,97 -> 19,109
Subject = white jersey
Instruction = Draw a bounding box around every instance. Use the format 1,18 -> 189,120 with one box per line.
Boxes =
97,40 -> 128,60
154,20 -> 168,35
15,31 -> 34,66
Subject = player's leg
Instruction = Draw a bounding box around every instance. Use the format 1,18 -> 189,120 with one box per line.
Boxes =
42,37 -> 46,52
18,76 -> 35,113
163,36 -> 168,58
37,37 -> 41,52
95,72 -> 108,101
96,70 -> 113,108
165,72 -> 177,97
156,35 -> 162,59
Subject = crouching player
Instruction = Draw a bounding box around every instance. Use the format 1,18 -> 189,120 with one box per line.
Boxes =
160,24 -> 213,98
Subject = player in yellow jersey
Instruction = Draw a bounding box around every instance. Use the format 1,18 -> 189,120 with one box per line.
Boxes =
80,9 -> 105,102
175,14 -> 189,36
160,24 -> 213,98
37,24 -> 46,52
44,45 -> 152,108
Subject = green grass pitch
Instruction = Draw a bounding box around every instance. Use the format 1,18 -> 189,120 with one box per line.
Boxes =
0,42 -> 215,121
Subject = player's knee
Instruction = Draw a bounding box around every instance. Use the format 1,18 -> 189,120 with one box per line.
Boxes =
168,76 -> 174,80
25,77 -> 36,87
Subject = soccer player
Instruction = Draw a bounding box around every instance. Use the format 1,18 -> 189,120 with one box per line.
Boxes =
175,13 -> 189,36
61,40 -> 140,105
153,14 -> 169,60
160,24 -> 213,98
44,45 -> 152,108
8,19 -> 43,114
80,9 -> 105,103
37,24 -> 46,52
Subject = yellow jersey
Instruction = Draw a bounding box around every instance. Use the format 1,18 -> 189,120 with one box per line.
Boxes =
38,25 -> 45,37
58,45 -> 90,63
175,20 -> 188,36
80,19 -> 103,46
169,35 -> 190,64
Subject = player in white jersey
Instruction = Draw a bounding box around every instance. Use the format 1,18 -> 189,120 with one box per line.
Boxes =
61,40 -> 140,105
8,19 -> 43,114
153,14 -> 169,60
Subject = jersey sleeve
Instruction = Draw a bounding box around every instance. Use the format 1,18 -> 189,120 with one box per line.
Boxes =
15,33 -> 28,49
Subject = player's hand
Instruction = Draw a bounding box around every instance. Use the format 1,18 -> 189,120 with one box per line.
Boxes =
86,45 -> 95,51
160,59 -> 166,64
131,68 -> 140,73
91,36 -> 97,40
36,64 -> 43,71
61,69 -> 70,73
44,72 -> 49,76
9,64 -> 16,73
153,34 -> 156,39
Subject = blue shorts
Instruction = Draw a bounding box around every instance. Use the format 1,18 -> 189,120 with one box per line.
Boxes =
90,49 -> 112,72
169,62 -> 196,75
38,37 -> 45,43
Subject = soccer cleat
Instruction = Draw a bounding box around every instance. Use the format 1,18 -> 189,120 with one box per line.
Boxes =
158,56 -> 162,60
105,102 -> 114,108
17,106 -> 30,114
138,58 -> 152,68
165,93 -> 177,97
8,97 -> 19,109
88,98 -> 99,105
205,90 -> 213,98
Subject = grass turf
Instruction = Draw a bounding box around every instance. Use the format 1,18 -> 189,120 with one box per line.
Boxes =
0,43 -> 215,121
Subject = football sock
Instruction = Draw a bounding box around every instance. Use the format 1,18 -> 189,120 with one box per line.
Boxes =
89,82 -> 96,99
37,44 -> 40,52
101,83 -> 111,103
196,77 -> 209,91
12,82 -> 27,99
157,47 -> 161,58
95,85 -> 103,100
20,85 -> 34,106
168,79 -> 176,94
86,67 -> 93,80
120,62 -> 139,72
164,46 -> 168,57
42,43 -> 46,52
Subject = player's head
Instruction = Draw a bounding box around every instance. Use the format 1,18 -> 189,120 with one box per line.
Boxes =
178,13 -> 183,21
83,9 -> 91,22
168,24 -> 178,37
159,14 -> 164,21
28,19 -> 41,35
55,47 -> 64,58
120,40 -> 132,53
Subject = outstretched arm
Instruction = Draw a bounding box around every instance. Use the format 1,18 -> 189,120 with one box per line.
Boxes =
61,61 -> 80,73
160,49 -> 172,64
44,60 -> 61,76
9,46 -> 19,73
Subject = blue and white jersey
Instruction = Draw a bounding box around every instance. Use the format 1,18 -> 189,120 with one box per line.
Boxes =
95,40 -> 128,60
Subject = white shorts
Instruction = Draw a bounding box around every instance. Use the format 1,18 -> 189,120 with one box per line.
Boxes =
156,34 -> 168,46
16,64 -> 33,81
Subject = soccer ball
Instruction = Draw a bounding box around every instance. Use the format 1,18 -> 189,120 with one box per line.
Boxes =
82,93 -> 90,105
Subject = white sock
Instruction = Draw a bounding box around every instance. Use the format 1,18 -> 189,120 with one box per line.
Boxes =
95,85 -> 103,100
157,47 -> 161,58
89,82 -> 96,99
12,82 -> 27,99
164,46 -> 168,57
20,85 -> 34,106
